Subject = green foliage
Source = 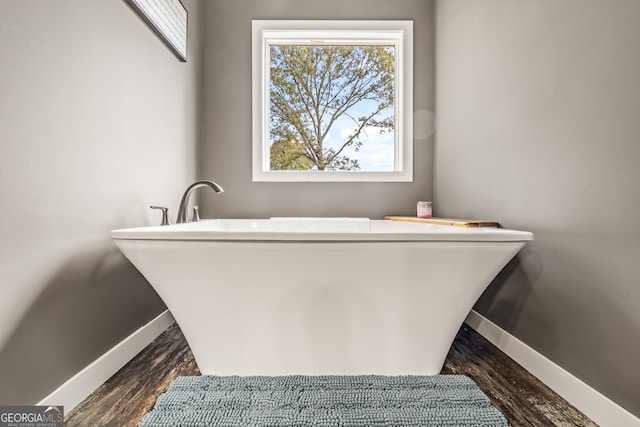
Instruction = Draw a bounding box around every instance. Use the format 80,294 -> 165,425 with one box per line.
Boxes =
269,45 -> 395,171
270,138 -> 314,170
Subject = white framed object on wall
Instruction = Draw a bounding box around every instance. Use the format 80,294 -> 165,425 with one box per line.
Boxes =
126,0 -> 188,61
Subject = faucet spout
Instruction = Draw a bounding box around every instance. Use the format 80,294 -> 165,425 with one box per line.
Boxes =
176,180 -> 224,224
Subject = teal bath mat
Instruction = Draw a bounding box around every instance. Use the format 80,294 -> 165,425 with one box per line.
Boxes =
139,375 -> 508,426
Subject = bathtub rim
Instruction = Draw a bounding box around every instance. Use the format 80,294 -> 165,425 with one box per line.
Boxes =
111,218 -> 534,243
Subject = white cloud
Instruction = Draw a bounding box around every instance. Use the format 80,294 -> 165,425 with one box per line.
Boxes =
334,126 -> 395,171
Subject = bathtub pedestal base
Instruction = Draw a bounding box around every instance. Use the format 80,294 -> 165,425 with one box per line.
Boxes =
115,238 -> 526,376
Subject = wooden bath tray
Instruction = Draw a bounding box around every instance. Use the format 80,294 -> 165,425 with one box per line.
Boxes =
384,216 -> 501,228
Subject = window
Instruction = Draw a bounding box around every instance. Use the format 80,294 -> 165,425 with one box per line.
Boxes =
252,20 -> 413,182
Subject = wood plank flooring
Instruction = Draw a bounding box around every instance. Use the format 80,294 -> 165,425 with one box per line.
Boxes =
65,322 -> 597,426
441,326 -> 597,427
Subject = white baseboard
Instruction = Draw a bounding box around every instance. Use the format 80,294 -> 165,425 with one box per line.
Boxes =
37,310 -> 175,413
465,310 -> 640,427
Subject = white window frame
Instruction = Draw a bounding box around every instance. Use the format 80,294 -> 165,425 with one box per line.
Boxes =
252,20 -> 413,182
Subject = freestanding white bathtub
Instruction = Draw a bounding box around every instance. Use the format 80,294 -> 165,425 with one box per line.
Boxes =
111,218 -> 532,376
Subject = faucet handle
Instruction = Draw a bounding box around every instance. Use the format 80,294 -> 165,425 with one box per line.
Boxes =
150,206 -> 171,226
192,205 -> 200,222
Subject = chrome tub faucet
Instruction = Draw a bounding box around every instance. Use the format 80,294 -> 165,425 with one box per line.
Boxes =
176,180 -> 224,224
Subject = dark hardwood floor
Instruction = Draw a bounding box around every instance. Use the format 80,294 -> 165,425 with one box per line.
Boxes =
441,326 -> 596,427
65,322 -> 597,427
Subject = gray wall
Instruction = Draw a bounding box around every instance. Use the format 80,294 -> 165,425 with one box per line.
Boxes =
200,0 -> 434,219
0,0 -> 203,404
435,0 -> 640,416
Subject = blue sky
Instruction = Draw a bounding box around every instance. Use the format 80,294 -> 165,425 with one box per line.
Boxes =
324,104 -> 395,171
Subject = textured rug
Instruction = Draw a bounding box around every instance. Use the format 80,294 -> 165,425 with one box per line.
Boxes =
139,375 -> 508,426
